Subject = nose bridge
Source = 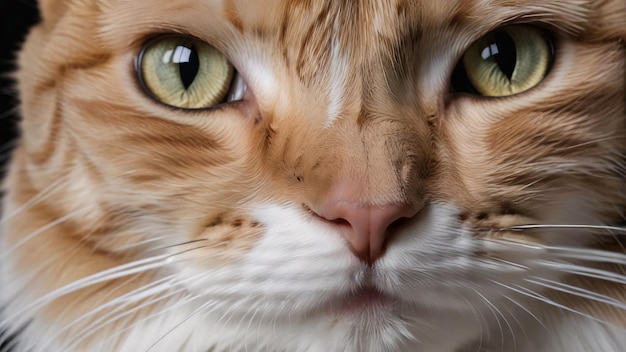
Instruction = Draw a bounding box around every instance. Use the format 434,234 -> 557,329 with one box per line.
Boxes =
310,109 -> 426,262
308,105 -> 429,262
279,25 -> 430,204
270,45 -> 431,263
330,102 -> 423,204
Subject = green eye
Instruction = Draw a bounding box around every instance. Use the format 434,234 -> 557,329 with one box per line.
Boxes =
138,36 -> 235,109
453,25 -> 553,97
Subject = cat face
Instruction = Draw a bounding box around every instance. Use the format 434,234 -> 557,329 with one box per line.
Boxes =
2,0 -> 625,351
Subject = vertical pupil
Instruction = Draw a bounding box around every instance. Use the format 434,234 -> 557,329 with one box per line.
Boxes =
491,31 -> 517,80
176,44 -> 200,90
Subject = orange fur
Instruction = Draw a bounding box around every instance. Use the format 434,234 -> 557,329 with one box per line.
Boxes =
1,0 -> 625,351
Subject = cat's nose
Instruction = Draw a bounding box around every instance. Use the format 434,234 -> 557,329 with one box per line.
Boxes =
316,200 -> 417,263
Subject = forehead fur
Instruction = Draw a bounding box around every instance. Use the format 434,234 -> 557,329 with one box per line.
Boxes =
35,0 -> 626,52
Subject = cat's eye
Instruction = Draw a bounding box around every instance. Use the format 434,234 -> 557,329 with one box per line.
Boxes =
137,36 -> 245,109
452,25 -> 553,97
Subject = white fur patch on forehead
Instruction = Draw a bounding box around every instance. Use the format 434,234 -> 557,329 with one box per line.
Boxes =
325,37 -> 351,128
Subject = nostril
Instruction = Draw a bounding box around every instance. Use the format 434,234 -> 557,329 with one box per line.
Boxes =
304,204 -> 353,228
329,218 -> 351,227
304,202 -> 419,263
387,215 -> 411,232
325,218 -> 352,228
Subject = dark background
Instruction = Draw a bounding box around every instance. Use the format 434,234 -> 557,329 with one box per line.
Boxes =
0,0 -> 40,176
0,1 -> 38,347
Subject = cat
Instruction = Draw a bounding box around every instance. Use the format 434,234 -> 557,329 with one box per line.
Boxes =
1,0 -> 625,351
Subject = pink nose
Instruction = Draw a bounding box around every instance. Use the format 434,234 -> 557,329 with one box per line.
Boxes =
316,201 -> 417,263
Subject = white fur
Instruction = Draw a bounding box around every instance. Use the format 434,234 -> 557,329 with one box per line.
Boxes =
324,29 -> 350,128
3,202 -> 626,351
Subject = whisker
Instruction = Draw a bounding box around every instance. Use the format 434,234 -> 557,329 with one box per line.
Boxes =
499,298 -> 528,344
43,275 -> 178,349
97,293 -> 206,351
1,206 -> 94,257
68,266 -> 224,350
203,296 -> 256,340
508,224 -> 626,233
545,246 -> 626,266
0,241 -> 94,348
168,245 -> 208,257
470,287 -> 512,351
146,238 -> 209,252
491,280 -> 620,328
476,238 -> 546,252
0,248 -> 204,327
63,286 -> 192,352
33,248 -> 212,351
453,287 -> 488,348
144,299 -> 218,352
525,277 -> 626,311
101,236 -> 166,253
500,293 -> 547,331
240,300 -> 265,351
518,177 -> 549,191
475,257 -> 529,271
0,175 -> 70,226
536,260 -> 626,285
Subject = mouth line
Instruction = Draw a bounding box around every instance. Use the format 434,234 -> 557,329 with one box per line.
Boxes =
322,285 -> 396,316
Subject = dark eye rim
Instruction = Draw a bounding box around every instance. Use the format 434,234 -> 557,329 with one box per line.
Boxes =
450,24 -> 557,98
135,34 -> 240,112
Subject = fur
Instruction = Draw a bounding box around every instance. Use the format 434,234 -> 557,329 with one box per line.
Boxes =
1,0 -> 625,351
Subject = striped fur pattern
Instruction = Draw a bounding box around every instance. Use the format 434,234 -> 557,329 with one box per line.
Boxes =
1,0 -> 625,351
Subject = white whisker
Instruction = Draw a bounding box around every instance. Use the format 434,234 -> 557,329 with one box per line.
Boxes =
2,206 -> 94,257
0,250 -> 194,327
500,293 -> 547,331
96,236 -> 165,253
510,224 -> 626,233
0,175 -> 70,226
491,280 -> 620,328
525,277 -> 626,311
89,292 -> 210,351
63,286 -> 191,352
546,246 -> 626,265
470,287 -> 512,351
453,287 -> 487,349
536,260 -> 626,285
144,299 -> 218,352
40,274 -> 178,349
